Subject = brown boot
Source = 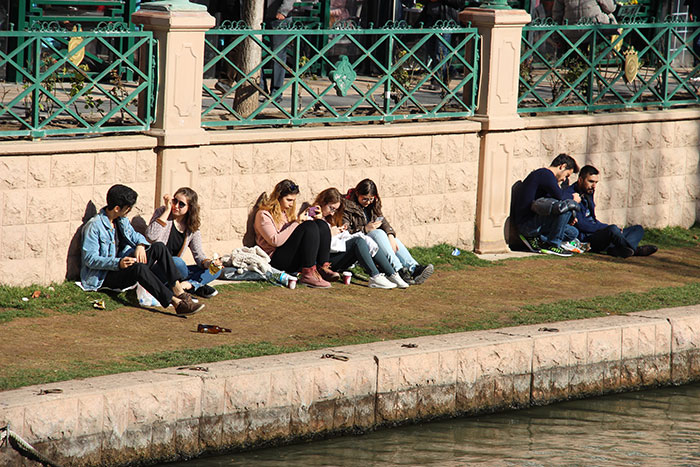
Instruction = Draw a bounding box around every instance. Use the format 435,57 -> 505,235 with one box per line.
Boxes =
300,266 -> 331,288
175,297 -> 205,315
318,262 -> 340,282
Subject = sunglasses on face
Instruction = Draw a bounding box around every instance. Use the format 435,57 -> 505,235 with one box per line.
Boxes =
172,199 -> 187,209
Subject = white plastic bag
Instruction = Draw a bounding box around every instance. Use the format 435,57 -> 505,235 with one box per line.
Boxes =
136,284 -> 160,307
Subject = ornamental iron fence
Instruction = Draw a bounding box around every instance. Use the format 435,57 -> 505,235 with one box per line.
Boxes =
519,17 -> 700,114
202,20 -> 479,128
0,21 -> 156,139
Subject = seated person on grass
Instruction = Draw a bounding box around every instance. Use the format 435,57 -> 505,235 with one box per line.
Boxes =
146,187 -> 222,299
563,165 -> 658,258
80,184 -> 205,316
513,153 -> 581,257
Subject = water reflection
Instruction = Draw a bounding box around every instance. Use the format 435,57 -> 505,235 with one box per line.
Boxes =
163,383 -> 700,466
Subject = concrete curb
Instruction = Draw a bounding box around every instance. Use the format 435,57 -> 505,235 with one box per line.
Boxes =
2,305 -> 700,466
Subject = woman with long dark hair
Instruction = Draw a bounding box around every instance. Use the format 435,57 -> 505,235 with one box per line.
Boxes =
312,187 -> 407,289
254,179 -> 337,288
146,187 -> 222,298
343,179 -> 433,285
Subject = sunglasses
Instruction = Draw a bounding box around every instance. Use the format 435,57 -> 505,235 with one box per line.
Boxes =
171,199 -> 187,209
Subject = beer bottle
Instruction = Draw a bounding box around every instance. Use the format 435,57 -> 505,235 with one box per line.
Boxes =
197,324 -> 232,334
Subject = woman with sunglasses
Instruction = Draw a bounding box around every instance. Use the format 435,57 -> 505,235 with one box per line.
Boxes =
146,187 -> 222,298
312,188 -> 407,289
343,179 -> 434,285
254,179 -> 337,288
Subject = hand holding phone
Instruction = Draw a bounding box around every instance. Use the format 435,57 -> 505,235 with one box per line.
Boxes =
307,206 -> 319,217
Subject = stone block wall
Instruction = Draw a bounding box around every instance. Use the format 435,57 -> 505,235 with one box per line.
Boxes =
1,110 -> 700,286
512,111 -> 700,230
185,123 -> 482,261
0,137 -> 158,286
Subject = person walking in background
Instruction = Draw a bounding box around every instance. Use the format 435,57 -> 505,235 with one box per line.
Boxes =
417,0 -> 462,93
254,179 -> 337,288
146,187 -> 222,299
343,179 -> 434,285
563,165 -> 658,258
261,0 -> 297,104
81,184 -> 204,315
552,0 -> 616,25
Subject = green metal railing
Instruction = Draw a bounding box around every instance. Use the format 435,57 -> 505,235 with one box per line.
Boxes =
202,20 -> 479,128
0,22 -> 156,139
519,17 -> 700,113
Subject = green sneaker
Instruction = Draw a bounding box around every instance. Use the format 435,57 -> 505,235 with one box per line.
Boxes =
519,234 -> 541,253
540,244 -> 573,257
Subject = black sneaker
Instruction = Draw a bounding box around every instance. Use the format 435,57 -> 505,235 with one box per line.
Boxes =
607,245 -> 635,258
411,264 -> 434,285
194,284 -> 218,298
399,267 -> 415,285
519,234 -> 541,253
540,244 -> 573,257
634,245 -> 658,257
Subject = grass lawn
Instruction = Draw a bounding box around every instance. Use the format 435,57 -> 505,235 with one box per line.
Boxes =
1,225 -> 699,392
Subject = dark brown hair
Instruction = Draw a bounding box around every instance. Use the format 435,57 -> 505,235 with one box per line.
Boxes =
313,187 -> 345,227
352,178 -> 383,217
174,187 -> 201,233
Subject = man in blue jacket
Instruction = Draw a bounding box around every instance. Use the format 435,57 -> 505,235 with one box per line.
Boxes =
513,154 -> 581,256
81,184 -> 205,315
563,165 -> 657,258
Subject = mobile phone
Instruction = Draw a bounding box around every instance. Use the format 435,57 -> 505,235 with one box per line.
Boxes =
375,216 -> 384,223
307,206 -> 319,217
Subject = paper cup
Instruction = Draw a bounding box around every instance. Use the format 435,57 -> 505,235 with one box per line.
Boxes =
287,277 -> 298,289
342,271 -> 352,285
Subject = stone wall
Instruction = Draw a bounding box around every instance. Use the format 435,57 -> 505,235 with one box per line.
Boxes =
2,305 -> 700,467
1,109 -> 700,286
191,122 -> 482,260
513,110 -> 700,230
0,136 -> 158,286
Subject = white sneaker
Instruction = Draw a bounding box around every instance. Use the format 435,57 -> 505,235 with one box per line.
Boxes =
368,274 -> 397,289
387,272 -> 409,288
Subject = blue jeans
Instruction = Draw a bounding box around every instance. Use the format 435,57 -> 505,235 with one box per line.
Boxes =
519,211 -> 578,248
172,256 -> 221,291
367,229 -> 418,273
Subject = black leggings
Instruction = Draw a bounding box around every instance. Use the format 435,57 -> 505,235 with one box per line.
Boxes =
101,242 -> 178,308
270,219 -> 330,273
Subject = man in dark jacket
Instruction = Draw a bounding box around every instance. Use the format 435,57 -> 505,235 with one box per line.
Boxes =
513,154 -> 581,256
563,165 -> 657,258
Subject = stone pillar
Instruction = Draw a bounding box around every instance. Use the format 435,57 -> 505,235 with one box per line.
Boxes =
460,8 -> 531,253
132,5 -> 215,202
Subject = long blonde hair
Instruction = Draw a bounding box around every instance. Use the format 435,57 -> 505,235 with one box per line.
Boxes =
256,179 -> 300,227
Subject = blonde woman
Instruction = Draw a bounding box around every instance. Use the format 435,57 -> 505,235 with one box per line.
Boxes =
254,179 -> 337,288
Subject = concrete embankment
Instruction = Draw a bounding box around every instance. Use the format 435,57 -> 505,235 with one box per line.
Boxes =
3,305 -> 700,466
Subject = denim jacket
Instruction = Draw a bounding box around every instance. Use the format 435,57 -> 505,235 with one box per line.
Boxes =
80,208 -> 150,290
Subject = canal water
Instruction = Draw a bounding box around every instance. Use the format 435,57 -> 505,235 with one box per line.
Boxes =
163,383 -> 700,466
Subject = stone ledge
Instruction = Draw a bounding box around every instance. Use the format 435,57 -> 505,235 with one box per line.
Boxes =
522,108 -> 700,130
207,121 -> 482,145
1,306 -> 700,466
0,135 -> 158,157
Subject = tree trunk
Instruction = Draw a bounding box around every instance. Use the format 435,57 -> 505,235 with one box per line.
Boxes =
233,0 -> 265,117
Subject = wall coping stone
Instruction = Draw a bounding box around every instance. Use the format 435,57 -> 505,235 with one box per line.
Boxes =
0,135 -> 158,157
207,120 -> 482,145
522,108 -> 700,130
